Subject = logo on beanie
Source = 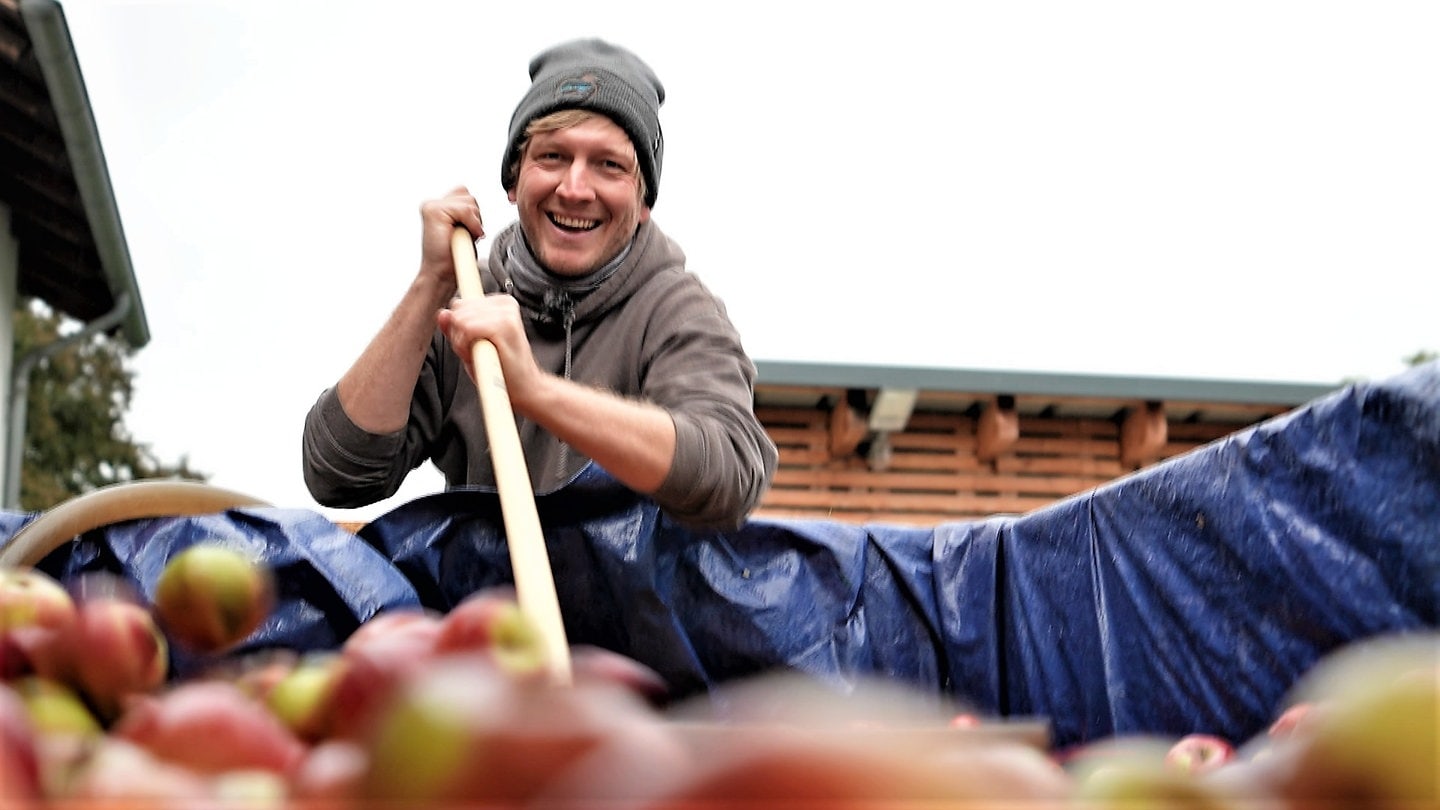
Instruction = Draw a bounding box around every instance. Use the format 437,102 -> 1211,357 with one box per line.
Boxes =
555,73 -> 598,102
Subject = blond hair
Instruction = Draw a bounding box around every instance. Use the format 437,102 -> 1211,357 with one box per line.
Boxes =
508,109 -> 648,204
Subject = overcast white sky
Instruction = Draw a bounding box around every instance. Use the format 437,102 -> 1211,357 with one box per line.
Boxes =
55,0 -> 1439,522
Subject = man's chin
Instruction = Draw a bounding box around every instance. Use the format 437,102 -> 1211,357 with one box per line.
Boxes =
534,243 -> 608,278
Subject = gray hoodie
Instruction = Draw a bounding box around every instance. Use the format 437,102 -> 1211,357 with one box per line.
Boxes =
302,219 -> 777,530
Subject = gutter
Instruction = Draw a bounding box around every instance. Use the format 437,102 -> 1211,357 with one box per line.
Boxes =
755,359 -> 1342,407
5,293 -> 130,509
19,0 -> 150,348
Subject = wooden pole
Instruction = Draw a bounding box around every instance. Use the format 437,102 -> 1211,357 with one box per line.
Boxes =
450,227 -> 573,685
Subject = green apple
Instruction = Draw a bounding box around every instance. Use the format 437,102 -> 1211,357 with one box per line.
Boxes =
152,544 -> 275,654
264,651 -> 345,743
1280,633 -> 1439,805
10,676 -> 100,739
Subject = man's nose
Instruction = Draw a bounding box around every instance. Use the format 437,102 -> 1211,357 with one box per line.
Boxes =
556,164 -> 595,199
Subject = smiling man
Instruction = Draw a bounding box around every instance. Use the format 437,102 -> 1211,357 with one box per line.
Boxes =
302,38 -> 776,530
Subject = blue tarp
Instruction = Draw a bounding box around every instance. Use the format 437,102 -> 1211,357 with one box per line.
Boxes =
5,361 -> 1438,748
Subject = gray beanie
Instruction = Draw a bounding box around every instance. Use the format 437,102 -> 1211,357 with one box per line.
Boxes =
502,38 -> 665,208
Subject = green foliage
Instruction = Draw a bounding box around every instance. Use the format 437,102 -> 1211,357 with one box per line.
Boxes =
1404,349 -> 1438,367
12,301 -> 206,511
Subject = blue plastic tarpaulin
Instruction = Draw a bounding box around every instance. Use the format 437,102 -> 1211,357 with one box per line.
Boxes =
5,360 -> 1438,748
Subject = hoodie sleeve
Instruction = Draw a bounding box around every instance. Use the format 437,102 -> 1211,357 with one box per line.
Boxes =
300,331 -> 458,508
639,273 -> 778,530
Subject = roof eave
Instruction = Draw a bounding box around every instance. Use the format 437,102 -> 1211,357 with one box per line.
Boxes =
19,0 -> 149,348
754,359 -> 1342,407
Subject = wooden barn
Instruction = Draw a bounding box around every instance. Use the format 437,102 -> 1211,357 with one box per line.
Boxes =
751,360 -> 1340,525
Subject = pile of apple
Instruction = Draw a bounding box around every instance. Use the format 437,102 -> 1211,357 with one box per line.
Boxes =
2,542 -> 1436,808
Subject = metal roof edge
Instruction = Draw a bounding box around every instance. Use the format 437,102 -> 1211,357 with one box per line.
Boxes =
20,0 -> 149,347
754,359 -> 1345,406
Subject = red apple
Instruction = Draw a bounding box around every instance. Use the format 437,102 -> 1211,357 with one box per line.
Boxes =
342,607 -> 443,656
325,622 -> 443,742
152,543 -> 275,654
434,589 -> 550,678
217,647 -> 300,702
0,566 -> 78,634
109,678 -> 307,776
0,568 -> 77,683
62,737 -> 216,805
1164,733 -> 1236,775
1267,700 -> 1324,739
0,683 -> 43,806
559,724 -> 1072,808
948,712 -> 982,728
320,607 -> 444,741
570,644 -> 670,705
290,738 -> 369,805
360,652 -> 660,804
62,595 -> 168,721
0,625 -> 69,681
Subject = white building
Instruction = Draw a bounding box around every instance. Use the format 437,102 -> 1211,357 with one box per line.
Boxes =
1,0 -> 150,507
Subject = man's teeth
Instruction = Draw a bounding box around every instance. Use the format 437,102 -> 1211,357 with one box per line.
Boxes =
550,214 -> 599,231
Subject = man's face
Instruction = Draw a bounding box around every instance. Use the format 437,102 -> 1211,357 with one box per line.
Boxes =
509,115 -> 650,277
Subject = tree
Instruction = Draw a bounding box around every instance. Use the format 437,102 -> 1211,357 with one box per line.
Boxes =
11,300 -> 206,511
1404,349 -> 1438,367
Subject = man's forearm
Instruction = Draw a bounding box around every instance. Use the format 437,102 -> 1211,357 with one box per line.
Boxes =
515,373 -> 676,494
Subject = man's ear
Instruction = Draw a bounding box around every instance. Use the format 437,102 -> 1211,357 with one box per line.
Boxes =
507,188 -> 518,204
639,205 -> 651,223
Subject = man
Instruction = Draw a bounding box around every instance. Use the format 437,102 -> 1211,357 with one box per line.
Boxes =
302,38 -> 776,530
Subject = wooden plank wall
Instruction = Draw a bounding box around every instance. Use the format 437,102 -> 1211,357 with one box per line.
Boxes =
754,395 -> 1280,526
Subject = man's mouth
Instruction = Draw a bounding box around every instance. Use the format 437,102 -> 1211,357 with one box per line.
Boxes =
548,213 -> 600,232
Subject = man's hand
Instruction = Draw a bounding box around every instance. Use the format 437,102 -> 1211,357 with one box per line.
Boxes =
419,186 -> 485,291
436,293 -> 547,411
437,294 -> 676,496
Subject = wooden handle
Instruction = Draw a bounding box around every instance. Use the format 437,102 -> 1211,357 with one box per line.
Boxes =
450,227 -> 573,685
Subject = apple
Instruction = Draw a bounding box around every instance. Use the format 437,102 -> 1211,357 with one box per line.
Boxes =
1274,633 -> 1439,806
1164,733 -> 1236,775
61,737 -> 215,805
152,543 -> 275,655
434,589 -> 549,678
9,675 -> 105,799
0,742 -> 41,810
0,626 -> 69,681
9,675 -> 102,739
0,683 -> 43,806
1077,755 -> 1232,808
216,647 -> 300,702
109,678 -> 307,776
570,644 -> 671,705
948,712 -> 982,728
557,724 -> 1073,808
359,652 -> 660,804
62,595 -> 169,721
264,650 -> 346,743
0,569 -> 76,680
0,566 -> 78,634
342,607 -> 443,656
321,607 -> 444,738
1266,700 -> 1323,740
290,738 -> 369,804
